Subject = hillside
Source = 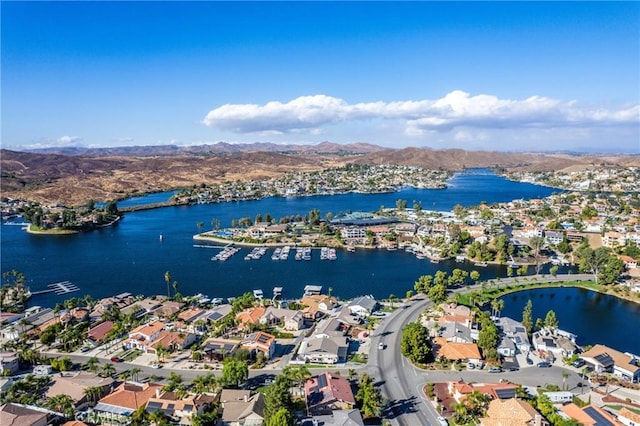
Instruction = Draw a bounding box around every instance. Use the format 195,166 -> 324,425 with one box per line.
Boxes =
2,145 -> 638,206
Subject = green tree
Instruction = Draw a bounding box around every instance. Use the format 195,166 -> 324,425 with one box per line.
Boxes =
544,310 -> 559,330
46,394 -> 74,418
427,283 -> 448,304
264,375 -> 293,423
221,357 -> 248,388
414,275 -> 433,294
164,271 -> 172,298
477,313 -> 499,361
265,408 -> 294,426
356,373 -> 383,419
522,299 -> 533,334
400,322 -> 432,364
470,270 -> 480,284
105,200 -> 119,216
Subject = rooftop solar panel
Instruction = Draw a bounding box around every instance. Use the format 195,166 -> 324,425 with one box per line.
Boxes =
317,374 -> 328,388
584,406 -> 616,426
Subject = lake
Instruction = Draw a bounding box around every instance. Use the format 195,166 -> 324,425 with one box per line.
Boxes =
498,286 -> 640,355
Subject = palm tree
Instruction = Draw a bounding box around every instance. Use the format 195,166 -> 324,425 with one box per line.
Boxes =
149,409 -> 169,426
83,386 -> 104,405
172,280 -> 178,298
164,271 -> 172,298
130,367 -> 142,382
562,371 -> 570,390
85,357 -> 100,373
100,363 -> 116,378
46,394 -> 75,418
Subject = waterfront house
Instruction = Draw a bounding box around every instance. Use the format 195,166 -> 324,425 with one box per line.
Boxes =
479,398 -> 547,426
241,331 -> 276,360
314,317 -> 348,338
152,300 -> 185,319
46,372 -> 114,410
259,306 -> 305,331
580,344 -> 640,382
93,382 -> 163,425
218,390 -> 265,426
235,306 -> 267,330
304,372 -> 355,415
439,303 -> 474,328
544,230 -> 564,245
297,335 -> 348,364
347,295 -> 379,317
532,328 -> 578,360
127,320 -> 166,352
496,316 -> 531,354
300,295 -> 337,319
203,304 -> 232,324
0,403 -> 49,426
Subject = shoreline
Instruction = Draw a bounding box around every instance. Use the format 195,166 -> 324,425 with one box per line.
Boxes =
471,275 -> 640,306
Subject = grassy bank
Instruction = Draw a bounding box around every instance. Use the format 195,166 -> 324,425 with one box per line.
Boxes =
456,278 -> 639,306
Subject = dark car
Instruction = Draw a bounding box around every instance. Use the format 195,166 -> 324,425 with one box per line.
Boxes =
110,356 -> 123,363
572,359 -> 586,368
537,361 -> 551,368
526,357 -> 534,365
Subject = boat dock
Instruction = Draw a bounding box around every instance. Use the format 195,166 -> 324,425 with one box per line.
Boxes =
253,289 -> 264,300
31,281 -> 80,296
273,287 -> 283,300
303,285 -> 322,297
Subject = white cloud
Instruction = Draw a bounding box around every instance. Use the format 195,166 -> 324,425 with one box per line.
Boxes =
202,91 -> 639,136
25,135 -> 85,149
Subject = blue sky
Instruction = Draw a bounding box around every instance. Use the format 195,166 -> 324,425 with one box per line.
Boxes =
2,1 -> 639,152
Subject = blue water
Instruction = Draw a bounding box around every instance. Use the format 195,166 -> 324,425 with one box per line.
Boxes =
3,169 -> 638,354
498,287 -> 640,355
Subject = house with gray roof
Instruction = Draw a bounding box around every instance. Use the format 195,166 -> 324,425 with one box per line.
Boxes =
497,317 -> 531,354
298,335 -> 348,365
347,295 -> 379,317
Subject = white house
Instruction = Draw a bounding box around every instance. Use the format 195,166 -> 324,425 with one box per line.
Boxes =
348,295 -> 379,317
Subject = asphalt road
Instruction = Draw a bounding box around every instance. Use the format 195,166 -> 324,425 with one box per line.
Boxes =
366,288 -> 587,426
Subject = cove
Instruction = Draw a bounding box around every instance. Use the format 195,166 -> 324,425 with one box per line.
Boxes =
498,286 -> 640,355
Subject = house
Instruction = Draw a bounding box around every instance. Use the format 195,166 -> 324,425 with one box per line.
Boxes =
235,306 -> 267,330
148,330 -> 198,353
580,344 -> 640,382
479,398 -> 548,426
300,409 -> 365,426
298,335 -> 348,364
619,255 -> 638,270
448,380 -> 518,403
46,372 -> 114,410
259,306 -> 304,331
0,351 -> 20,376
241,331 -> 276,360
304,372 -> 355,415
618,407 -> 640,426
145,390 -> 216,424
300,295 -> 337,320
603,231 -> 626,248
544,230 -> 564,245
439,303 -> 474,328
203,304 -> 233,324
0,403 -> 49,426
93,382 -> 163,424
434,338 -> 482,362
497,316 -> 531,354
127,320 -> 166,352
202,338 -> 239,363
218,390 -> 265,426
532,328 -> 578,359
561,403 -> 621,426
87,321 -> 115,345
152,301 -> 185,319
438,321 -> 474,344
347,295 -> 379,317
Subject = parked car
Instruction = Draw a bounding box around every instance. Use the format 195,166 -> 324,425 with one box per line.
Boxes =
151,363 -> 162,369
110,356 -> 123,363
467,362 -> 475,369
378,342 -> 385,350
526,357 -> 534,365
537,361 -> 551,368
572,359 -> 586,368
488,366 -> 502,373
436,416 -> 448,426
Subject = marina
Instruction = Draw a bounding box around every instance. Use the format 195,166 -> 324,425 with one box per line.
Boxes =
211,246 -> 240,261
31,281 -> 80,296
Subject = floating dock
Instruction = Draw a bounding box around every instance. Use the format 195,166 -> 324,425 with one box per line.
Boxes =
31,281 -> 80,296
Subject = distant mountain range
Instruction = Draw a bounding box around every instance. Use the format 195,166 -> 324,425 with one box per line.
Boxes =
2,143 -> 638,206
24,141 -> 386,156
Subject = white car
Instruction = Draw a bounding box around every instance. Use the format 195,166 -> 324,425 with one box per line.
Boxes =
151,363 -> 162,369
436,416 -> 448,426
378,342 -> 385,350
